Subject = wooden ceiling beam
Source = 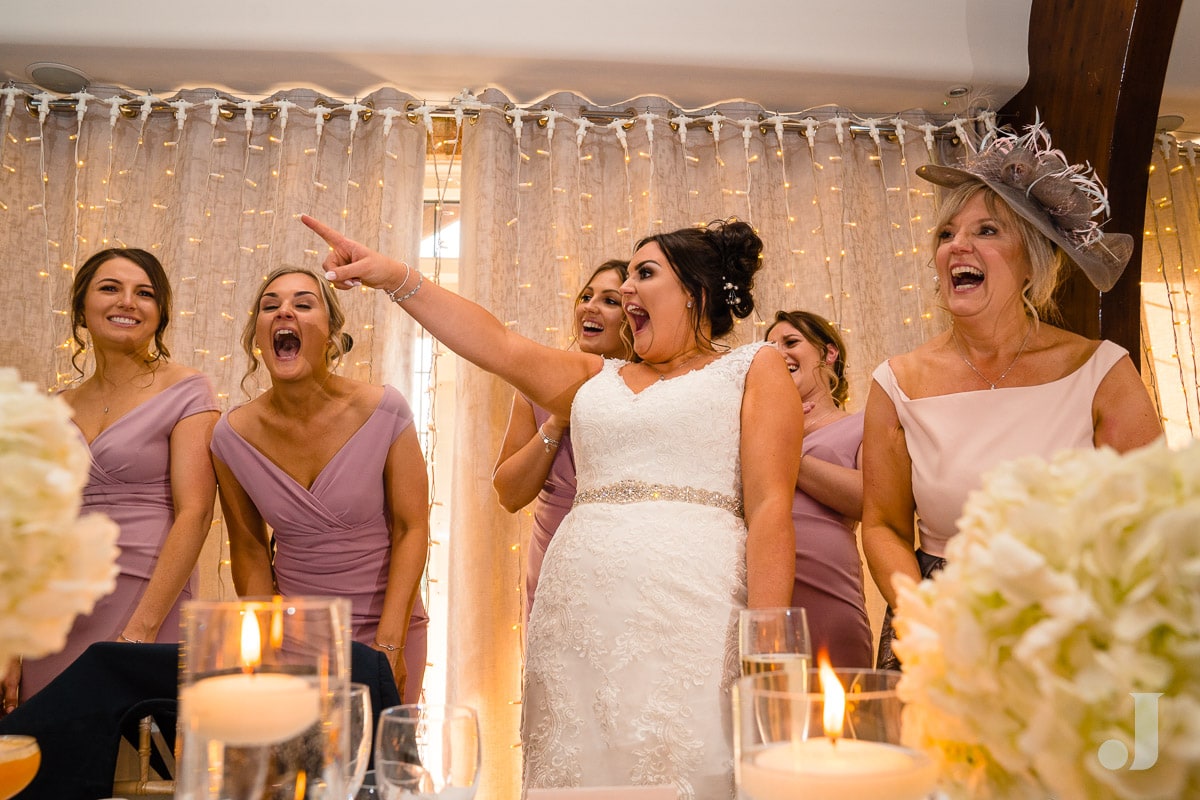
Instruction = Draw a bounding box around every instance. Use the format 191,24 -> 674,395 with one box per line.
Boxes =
1000,0 -> 1182,367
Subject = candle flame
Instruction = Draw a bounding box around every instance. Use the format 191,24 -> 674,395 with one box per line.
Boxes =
240,609 -> 261,674
818,653 -> 845,742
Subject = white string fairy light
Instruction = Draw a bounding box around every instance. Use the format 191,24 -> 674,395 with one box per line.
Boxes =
764,114 -> 800,293
865,116 -> 918,330
828,116 -> 850,324
66,92 -> 94,271
949,117 -> 972,151
830,115 -> 848,146
919,122 -> 939,156
266,98 -> 295,253
891,115 -> 932,329
30,93 -> 60,380
670,112 -> 696,223
636,111 -> 658,234
509,106 -> 529,331
607,117 -> 634,244
739,118 -> 756,221
795,117 -> 837,318
1145,137 -> 1199,435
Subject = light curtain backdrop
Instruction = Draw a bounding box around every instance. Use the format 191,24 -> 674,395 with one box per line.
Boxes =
1142,136 -> 1200,447
453,88 -> 964,798
2,83 -> 1196,798
0,84 -> 428,600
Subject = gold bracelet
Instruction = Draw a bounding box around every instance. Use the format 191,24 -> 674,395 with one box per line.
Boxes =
538,424 -> 561,453
120,634 -> 143,644
374,640 -> 399,652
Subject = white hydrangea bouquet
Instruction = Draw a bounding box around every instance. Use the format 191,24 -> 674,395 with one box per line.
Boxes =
0,367 -> 119,666
894,439 -> 1200,800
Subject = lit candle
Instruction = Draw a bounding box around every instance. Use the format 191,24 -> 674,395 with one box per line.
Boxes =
739,658 -> 938,800
179,608 -> 321,746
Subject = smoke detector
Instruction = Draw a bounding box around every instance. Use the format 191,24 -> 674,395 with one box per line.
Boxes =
27,62 -> 91,93
1156,115 -> 1185,132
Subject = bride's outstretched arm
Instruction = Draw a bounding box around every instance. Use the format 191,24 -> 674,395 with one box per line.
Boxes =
303,214 -> 600,418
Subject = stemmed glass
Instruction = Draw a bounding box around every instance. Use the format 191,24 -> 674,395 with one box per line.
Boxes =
346,683 -> 373,799
374,704 -> 479,799
0,736 -> 40,800
738,607 -> 812,677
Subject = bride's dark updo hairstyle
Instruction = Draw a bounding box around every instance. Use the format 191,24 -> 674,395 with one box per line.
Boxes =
635,218 -> 763,343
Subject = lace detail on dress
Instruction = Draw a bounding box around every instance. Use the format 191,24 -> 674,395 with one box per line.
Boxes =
522,342 -> 766,800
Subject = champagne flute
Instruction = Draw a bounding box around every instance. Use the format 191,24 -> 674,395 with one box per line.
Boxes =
346,683 -> 373,799
375,704 -> 479,799
0,736 -> 40,800
738,607 -> 811,676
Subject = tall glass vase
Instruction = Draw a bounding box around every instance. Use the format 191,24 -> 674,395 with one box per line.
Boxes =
176,597 -> 352,800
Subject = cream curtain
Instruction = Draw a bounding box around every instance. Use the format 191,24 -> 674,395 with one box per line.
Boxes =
0,86 -> 428,596
1142,137 -> 1200,446
4,80 -> 1196,800
451,89 -> 967,797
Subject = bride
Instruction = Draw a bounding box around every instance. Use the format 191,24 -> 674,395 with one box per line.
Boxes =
303,215 -> 803,799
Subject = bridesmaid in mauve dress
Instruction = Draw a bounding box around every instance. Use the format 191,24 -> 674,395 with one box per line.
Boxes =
210,267 -> 429,703
492,259 -> 633,618
766,311 -> 873,668
4,248 -> 218,709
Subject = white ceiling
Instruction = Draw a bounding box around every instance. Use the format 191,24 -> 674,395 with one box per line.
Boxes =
1,0 -> 1197,138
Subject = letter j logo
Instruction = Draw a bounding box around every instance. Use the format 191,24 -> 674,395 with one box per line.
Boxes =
1097,692 -> 1162,771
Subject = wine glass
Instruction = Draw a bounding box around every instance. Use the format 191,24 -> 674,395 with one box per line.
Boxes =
346,683 -> 373,799
738,607 -> 812,677
0,736 -> 40,800
374,704 -> 479,799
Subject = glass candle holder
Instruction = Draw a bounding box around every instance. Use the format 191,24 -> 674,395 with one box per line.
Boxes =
176,596 -> 352,800
735,667 -> 938,800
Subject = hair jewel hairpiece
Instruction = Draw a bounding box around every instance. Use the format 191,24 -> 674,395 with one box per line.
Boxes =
722,277 -> 740,308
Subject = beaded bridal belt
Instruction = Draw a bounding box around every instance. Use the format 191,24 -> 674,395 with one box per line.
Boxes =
573,479 -> 744,518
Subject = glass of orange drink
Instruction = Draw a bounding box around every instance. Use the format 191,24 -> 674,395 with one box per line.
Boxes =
0,736 -> 40,800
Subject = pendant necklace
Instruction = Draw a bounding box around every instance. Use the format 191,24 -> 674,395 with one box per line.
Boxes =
652,350 -> 707,382
804,407 -> 839,431
952,323 -> 1033,390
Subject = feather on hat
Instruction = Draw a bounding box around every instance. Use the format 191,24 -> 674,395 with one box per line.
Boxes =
916,122 -> 1134,292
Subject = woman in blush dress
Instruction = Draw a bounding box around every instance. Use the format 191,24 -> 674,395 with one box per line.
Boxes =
210,267 -> 429,703
765,310 -> 872,668
4,248 -> 218,709
862,123 -> 1163,670
302,214 -> 803,800
492,259 -> 633,618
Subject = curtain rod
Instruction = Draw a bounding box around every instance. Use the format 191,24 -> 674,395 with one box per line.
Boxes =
16,92 -> 987,139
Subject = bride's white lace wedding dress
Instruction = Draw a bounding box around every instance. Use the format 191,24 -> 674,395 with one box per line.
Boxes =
522,342 -> 764,800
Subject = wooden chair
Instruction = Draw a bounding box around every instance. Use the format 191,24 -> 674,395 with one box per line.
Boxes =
112,713 -> 178,796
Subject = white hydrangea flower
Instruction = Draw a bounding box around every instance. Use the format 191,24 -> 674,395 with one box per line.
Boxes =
894,440 -> 1200,800
0,368 -> 119,665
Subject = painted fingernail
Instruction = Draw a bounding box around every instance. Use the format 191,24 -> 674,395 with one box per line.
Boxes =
325,271 -> 337,280
347,279 -> 362,287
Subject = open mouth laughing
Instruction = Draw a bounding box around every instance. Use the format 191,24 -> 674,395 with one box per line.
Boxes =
625,303 -> 649,334
273,328 -> 301,360
950,265 -> 984,291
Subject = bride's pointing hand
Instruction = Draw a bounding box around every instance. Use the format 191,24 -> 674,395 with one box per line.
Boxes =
301,214 -> 408,292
